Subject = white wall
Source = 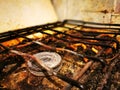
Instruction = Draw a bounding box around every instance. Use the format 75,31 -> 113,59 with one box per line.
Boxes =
0,0 -> 58,33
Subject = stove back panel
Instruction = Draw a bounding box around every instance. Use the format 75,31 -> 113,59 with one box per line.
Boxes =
52,0 -> 120,24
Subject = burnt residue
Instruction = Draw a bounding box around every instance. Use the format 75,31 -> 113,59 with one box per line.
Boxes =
0,54 -> 25,80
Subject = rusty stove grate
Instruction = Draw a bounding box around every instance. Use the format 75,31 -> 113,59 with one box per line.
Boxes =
0,20 -> 120,90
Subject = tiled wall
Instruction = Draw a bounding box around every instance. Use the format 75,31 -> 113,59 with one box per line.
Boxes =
52,0 -> 120,24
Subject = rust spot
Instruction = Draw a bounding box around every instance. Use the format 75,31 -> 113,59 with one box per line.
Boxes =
100,10 -> 108,14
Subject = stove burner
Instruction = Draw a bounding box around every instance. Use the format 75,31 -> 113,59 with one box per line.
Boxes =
27,52 -> 62,76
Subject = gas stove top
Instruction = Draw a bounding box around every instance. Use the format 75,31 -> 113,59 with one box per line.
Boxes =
0,20 -> 120,90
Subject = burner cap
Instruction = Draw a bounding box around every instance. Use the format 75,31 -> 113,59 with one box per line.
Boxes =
27,52 -> 62,76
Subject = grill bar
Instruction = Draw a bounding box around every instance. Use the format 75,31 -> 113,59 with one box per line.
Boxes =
64,19 -> 120,28
39,30 -> 117,52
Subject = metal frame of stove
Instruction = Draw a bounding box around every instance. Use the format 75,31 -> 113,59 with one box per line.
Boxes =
0,19 -> 120,89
